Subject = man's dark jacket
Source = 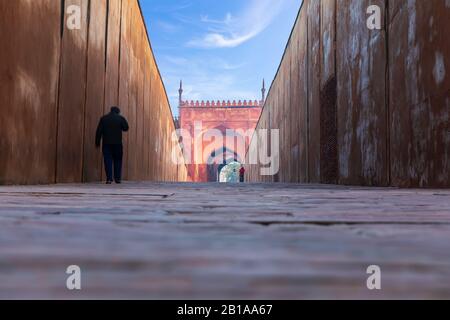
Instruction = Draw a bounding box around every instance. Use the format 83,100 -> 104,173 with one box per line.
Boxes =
96,112 -> 129,147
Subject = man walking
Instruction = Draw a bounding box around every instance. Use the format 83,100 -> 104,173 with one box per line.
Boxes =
96,106 -> 129,184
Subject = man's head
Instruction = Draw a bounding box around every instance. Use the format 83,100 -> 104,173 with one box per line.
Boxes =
111,106 -> 121,114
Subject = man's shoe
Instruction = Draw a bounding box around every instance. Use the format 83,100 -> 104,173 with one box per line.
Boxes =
115,180 -> 122,184
106,181 -> 113,184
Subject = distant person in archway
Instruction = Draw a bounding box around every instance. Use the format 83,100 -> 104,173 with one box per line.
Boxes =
96,107 -> 129,184
239,165 -> 245,183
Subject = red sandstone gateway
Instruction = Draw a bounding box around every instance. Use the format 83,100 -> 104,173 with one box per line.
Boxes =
177,80 -> 265,182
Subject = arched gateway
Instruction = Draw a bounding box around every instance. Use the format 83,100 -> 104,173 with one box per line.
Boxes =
177,81 -> 265,182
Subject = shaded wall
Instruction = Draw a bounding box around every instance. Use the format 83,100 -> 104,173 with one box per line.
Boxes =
0,0 -> 187,185
246,0 -> 449,188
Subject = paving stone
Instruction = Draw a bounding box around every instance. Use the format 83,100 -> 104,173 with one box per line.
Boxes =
0,182 -> 449,299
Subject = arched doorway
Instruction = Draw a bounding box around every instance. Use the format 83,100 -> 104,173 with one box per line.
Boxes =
219,161 -> 242,183
206,147 -> 242,182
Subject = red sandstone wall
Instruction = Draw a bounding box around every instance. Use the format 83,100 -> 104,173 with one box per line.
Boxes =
0,0 -> 187,185
179,104 -> 262,182
246,0 -> 449,188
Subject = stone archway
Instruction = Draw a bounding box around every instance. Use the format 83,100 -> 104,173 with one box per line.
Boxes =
206,148 -> 242,182
218,161 -> 242,183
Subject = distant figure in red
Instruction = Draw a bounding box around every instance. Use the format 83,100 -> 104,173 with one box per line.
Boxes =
239,166 -> 245,183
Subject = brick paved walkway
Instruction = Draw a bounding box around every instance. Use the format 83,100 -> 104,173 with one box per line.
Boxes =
0,182 -> 449,299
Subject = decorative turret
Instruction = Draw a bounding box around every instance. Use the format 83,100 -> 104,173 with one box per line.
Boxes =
261,78 -> 266,102
178,80 -> 183,107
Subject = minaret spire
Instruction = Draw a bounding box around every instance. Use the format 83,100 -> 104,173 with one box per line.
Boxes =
261,78 -> 266,102
178,80 -> 183,107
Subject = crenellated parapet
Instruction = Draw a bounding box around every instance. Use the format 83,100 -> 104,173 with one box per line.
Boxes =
180,99 -> 264,108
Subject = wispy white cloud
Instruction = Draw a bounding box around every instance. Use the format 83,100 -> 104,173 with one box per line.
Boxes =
200,13 -> 234,26
160,55 -> 257,110
164,56 -> 189,66
156,20 -> 179,33
219,61 -> 246,71
152,1 -> 193,13
187,0 -> 284,48
142,0 -> 302,115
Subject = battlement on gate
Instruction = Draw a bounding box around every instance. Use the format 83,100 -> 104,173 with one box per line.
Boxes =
177,79 -> 266,110
179,99 -> 264,108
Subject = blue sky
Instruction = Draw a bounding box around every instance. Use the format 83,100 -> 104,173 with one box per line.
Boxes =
140,0 -> 302,116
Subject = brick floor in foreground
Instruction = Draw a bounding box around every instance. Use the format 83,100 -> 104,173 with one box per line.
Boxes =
0,182 -> 449,299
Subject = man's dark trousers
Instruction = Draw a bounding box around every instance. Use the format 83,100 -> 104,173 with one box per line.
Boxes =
103,144 -> 123,182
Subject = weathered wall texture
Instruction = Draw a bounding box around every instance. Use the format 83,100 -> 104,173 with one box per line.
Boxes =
0,0 -> 187,185
246,0 -> 449,188
389,0 -> 450,187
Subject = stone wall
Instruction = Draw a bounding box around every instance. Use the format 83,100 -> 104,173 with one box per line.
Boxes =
246,0 -> 449,187
0,0 -> 187,185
